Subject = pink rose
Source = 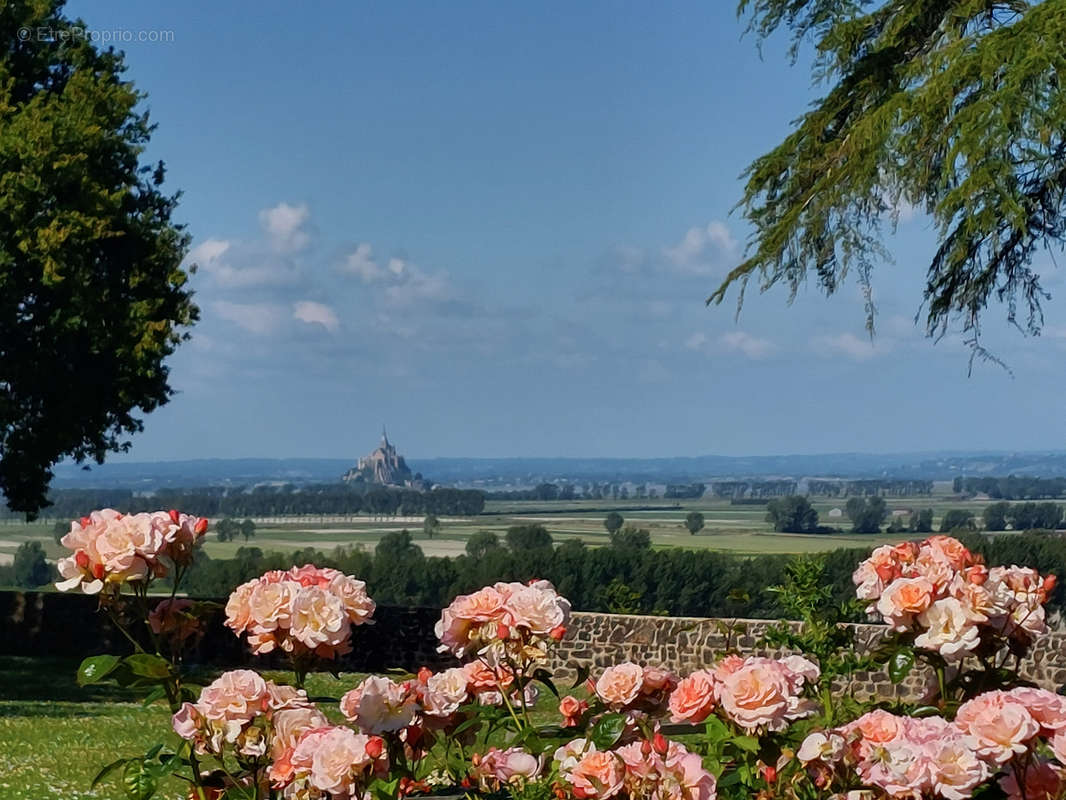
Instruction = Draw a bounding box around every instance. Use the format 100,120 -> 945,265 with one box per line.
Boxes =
914,598 -> 981,660
595,663 -> 645,709
717,658 -> 813,732
289,586 -> 351,655
423,668 -> 469,717
956,691 -> 1040,764
668,671 -> 717,723
876,576 -> 935,629
340,676 -> 416,733
999,759 -> 1064,800
197,670 -> 269,723
560,695 -> 589,727
568,750 -> 625,799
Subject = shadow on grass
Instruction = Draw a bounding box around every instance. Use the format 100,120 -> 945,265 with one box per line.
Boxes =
0,656 -> 145,702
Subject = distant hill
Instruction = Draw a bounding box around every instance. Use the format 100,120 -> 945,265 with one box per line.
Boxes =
48,450 -> 1066,491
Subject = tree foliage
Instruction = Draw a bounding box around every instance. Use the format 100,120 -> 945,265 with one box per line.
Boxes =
0,0 -> 198,514
12,540 -> 50,587
845,495 -> 888,533
603,512 -> 624,535
716,1 -> 1066,364
685,511 -> 705,535
765,495 -> 820,532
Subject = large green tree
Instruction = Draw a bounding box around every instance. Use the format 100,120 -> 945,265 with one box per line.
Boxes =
714,1 -> 1066,364
1,1 -> 197,514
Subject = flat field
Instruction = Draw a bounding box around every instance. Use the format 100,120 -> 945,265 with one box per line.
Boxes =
0,483 -> 1010,565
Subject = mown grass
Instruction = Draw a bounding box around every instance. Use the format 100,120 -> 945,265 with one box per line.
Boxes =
0,656 -> 576,800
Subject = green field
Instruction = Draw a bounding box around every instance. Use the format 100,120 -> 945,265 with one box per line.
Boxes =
0,484 -> 1015,568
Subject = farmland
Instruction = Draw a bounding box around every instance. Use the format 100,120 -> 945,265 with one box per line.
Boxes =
0,482 -> 1016,567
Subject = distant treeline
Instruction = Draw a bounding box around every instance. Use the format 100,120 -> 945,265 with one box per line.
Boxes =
166,527 -> 1066,621
484,483 -> 707,501
954,476 -> 1066,500
709,479 -> 933,499
2,485 -> 486,520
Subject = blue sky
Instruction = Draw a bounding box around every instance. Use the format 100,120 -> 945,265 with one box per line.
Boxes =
67,0 -> 1066,461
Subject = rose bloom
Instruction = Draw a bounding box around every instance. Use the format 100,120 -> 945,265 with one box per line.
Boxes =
435,586 -> 508,657
477,747 -> 543,785
712,654 -> 746,683
999,759 -> 1064,800
797,732 -> 845,764
1003,687 -> 1066,734
328,573 -> 376,624
914,597 -> 981,660
423,668 -> 470,717
1050,731 -> 1066,767
568,750 -> 626,799
661,744 -> 718,800
923,535 -> 976,570
289,586 -> 351,655
148,598 -> 199,644
668,671 -> 717,724
955,691 -> 1040,764
595,663 -> 645,709
560,695 -> 589,727
642,666 -> 678,693
463,659 -> 514,693
248,579 -> 299,633
718,660 -> 806,732
340,676 -> 416,734
876,577 -> 935,630
289,726 -> 383,796
198,670 -> 270,723
503,582 -> 570,635
927,738 -> 989,800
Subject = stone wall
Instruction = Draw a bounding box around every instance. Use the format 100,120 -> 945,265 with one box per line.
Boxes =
547,613 -> 1066,701
3,593 -> 1065,700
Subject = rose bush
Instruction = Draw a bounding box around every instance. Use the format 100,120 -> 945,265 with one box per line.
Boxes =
57,521 -> 1064,800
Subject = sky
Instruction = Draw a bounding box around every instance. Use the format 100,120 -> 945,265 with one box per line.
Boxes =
63,0 -> 1066,461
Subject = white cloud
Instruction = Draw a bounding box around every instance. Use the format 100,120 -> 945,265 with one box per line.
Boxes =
685,330 -> 774,359
662,220 -> 738,275
259,202 -> 311,253
339,244 -> 453,307
341,243 -> 385,282
684,332 -> 709,350
812,331 -> 882,361
187,238 -> 231,266
720,331 -> 775,359
293,300 -> 340,332
212,300 -> 287,335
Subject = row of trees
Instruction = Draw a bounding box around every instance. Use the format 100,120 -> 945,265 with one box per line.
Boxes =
146,528 -> 1066,621
1,485 -> 487,521
954,476 -> 1066,500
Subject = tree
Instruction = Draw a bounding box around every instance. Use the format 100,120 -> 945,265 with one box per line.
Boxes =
505,524 -> 553,552
465,530 -> 500,560
423,513 -> 441,539
911,508 -> 934,534
375,529 -> 423,562
685,511 -> 705,535
845,496 -> 888,534
603,512 -> 624,536
714,2 -> 1066,365
0,2 -> 198,514
216,518 -> 238,542
239,519 -> 256,542
610,525 -> 651,550
940,509 -> 976,533
13,541 -> 51,588
765,496 -> 819,533
983,502 -> 1011,532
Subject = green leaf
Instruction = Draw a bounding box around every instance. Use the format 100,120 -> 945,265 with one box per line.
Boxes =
122,760 -> 158,800
590,713 -> 626,750
570,664 -> 590,690
124,654 -> 172,680
77,654 -> 121,686
91,758 -> 130,789
141,687 -> 167,707
888,650 -> 915,684
733,735 -> 761,753
533,668 -> 559,697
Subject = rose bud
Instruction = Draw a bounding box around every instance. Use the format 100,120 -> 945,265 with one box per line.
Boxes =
169,509 -> 181,524
365,736 -> 385,759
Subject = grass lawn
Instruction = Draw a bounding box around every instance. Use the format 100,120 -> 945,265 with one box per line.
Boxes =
0,656 -> 576,800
